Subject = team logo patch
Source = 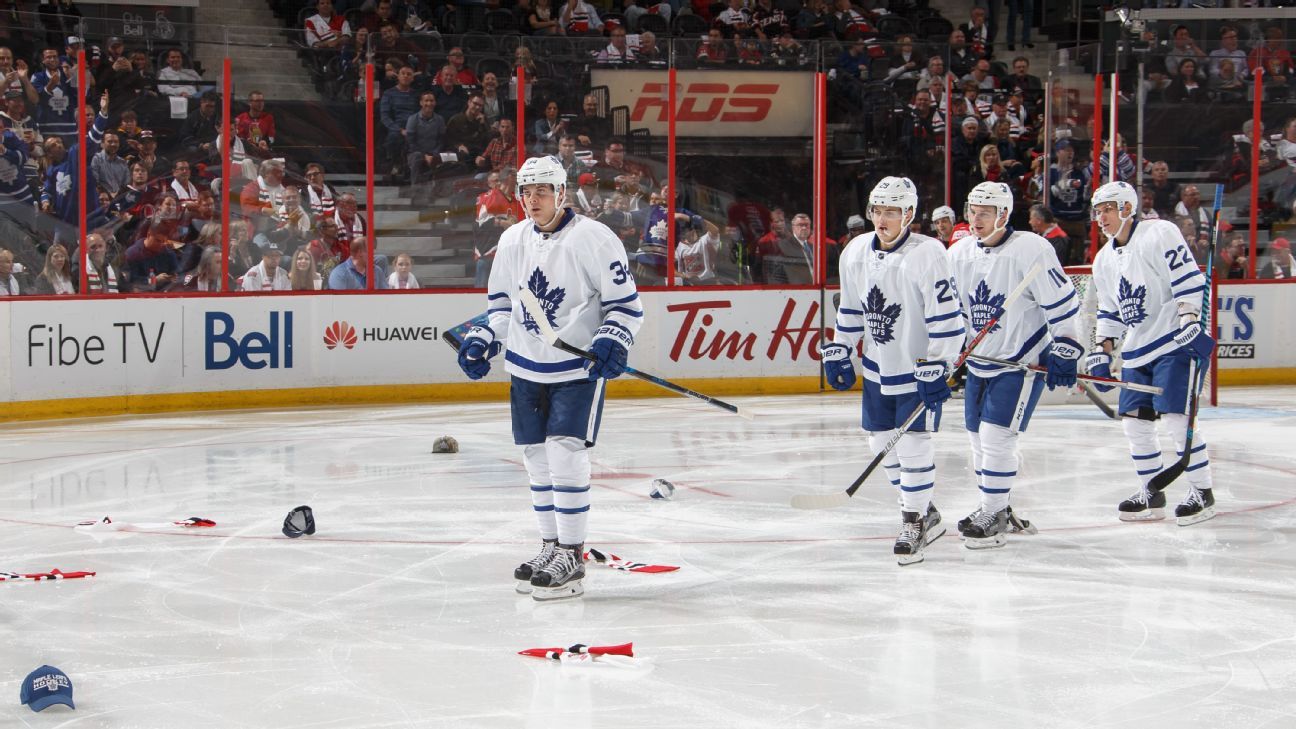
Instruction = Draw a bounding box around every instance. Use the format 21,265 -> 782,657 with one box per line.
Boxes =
1118,276 -> 1148,325
968,280 -> 1006,333
863,285 -> 902,345
523,268 -> 566,334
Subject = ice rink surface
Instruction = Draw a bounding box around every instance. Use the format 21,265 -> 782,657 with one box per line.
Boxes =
2,386 -> 1295,728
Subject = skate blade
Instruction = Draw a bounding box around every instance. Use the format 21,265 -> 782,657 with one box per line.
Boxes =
896,551 -> 925,566
926,523 -> 946,545
1177,506 -> 1216,527
962,534 -> 1007,550
515,579 -> 534,595
532,579 -> 584,602
1008,519 -> 1037,535
1119,508 -> 1166,522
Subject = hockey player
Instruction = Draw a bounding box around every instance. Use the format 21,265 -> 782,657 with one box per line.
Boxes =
455,155 -> 642,601
822,177 -> 963,565
948,181 -> 1084,549
1086,181 -> 1216,525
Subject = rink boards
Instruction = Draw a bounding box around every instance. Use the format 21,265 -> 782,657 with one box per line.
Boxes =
0,282 -> 1291,421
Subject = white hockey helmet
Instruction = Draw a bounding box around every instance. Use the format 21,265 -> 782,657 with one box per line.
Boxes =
931,205 -> 957,224
516,155 -> 568,209
868,176 -> 919,234
965,181 -> 1013,241
1090,181 -> 1138,220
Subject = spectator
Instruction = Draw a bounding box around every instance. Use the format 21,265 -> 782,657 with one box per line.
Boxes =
903,89 -> 944,187
31,46 -> 76,139
303,163 -> 336,219
513,46 -> 540,81
179,91 -> 220,162
597,192 -> 639,250
179,190 -> 217,248
1260,238 -> 1292,279
114,110 -> 143,158
334,192 -> 367,244
91,130 -> 129,196
716,0 -> 752,35
1138,186 -> 1159,221
0,46 -> 38,106
3,92 -> 41,188
595,139 -> 655,190
1165,58 -> 1208,104
473,169 -> 519,286
559,0 -> 603,35
446,47 -> 478,86
830,0 -> 869,38
947,29 -> 976,79
1175,185 -> 1212,238
752,0 -> 790,40
387,251 -> 419,289
697,28 -> 731,66
1216,232 -> 1248,279
32,242 -> 74,294
79,232 -> 119,293
98,52 -> 151,116
406,91 -> 446,184
917,56 -> 954,94
554,134 -> 583,186
360,0 -> 400,34
1165,25 -> 1206,79
445,94 -> 491,166
1028,204 -> 1070,265
180,243 -> 224,291
479,72 -> 510,129
305,0 -> 353,49
834,36 -> 868,83
528,0 -> 562,35
170,159 -> 200,210
0,246 -> 18,295
135,130 -> 170,179
1262,56 -> 1291,102
1097,134 -> 1138,184
431,65 -> 468,121
307,217 -> 348,268
796,0 -> 832,40
1147,161 -> 1179,217
959,6 -> 991,58
959,79 -> 990,122
372,21 -> 421,75
381,65 -> 420,176
985,94 -> 1022,140
1247,25 -> 1293,78
239,157 -> 287,231
637,31 -> 665,64
1209,26 -> 1248,81
971,143 -> 1019,187
964,59 -> 998,92
229,219 -> 260,280
123,220 -> 179,291
1211,59 -> 1246,102
886,35 -> 924,83
1042,139 -> 1090,261
573,172 -> 603,216
769,32 -> 807,67
1005,56 -> 1042,99
532,100 -> 567,156
950,116 -> 984,211
569,93 -> 611,150
156,49 -> 201,98
1002,0 -> 1032,51
676,214 -> 722,285
737,39 -> 764,65
290,246 -> 322,291
328,238 -> 386,289
241,234 -> 290,291
272,182 -> 313,247
41,90 -> 110,226
235,90 -> 276,153
475,117 -> 516,175
104,161 -> 156,235
597,27 -> 635,64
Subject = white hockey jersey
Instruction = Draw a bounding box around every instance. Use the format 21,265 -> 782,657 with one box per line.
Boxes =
487,209 -> 644,384
833,231 -> 964,394
947,227 -> 1081,378
1092,218 -> 1206,369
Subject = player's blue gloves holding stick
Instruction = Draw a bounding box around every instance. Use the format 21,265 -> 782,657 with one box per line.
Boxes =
914,360 -> 951,409
457,327 -> 501,380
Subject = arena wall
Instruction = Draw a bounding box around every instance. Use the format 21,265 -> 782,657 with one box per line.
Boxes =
1,284 -> 1292,422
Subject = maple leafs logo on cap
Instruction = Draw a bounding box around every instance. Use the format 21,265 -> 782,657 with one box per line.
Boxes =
523,268 -> 565,335
863,285 -> 902,345
1117,276 -> 1148,326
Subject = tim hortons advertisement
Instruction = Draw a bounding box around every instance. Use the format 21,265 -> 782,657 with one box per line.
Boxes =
591,69 -> 815,138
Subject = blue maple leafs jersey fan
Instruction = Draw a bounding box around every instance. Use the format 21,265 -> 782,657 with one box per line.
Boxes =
833,230 -> 964,394
487,209 -> 643,383
948,228 -> 1081,376
1091,218 -> 1206,368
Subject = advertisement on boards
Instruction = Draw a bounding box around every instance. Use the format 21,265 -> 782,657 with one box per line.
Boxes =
591,69 -> 815,138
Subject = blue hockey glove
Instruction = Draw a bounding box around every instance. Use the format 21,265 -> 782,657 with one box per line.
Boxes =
457,327 -> 500,380
913,360 -> 951,409
587,337 -> 629,380
1046,338 -> 1083,390
819,342 -> 856,391
1084,351 -> 1115,393
1174,318 -> 1216,361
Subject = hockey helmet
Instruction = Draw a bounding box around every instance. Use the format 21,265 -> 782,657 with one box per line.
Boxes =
1090,181 -> 1138,220
516,155 -> 568,206
931,205 -> 957,223
869,177 -> 918,214
965,181 -> 1014,219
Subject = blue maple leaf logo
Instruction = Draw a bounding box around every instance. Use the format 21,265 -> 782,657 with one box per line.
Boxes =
1117,276 -> 1148,326
523,268 -> 566,334
968,280 -> 1006,334
863,285 -> 903,345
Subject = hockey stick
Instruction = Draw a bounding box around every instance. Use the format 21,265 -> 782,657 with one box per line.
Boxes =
584,547 -> 680,573
441,312 -> 490,353
1,569 -> 96,582
517,289 -> 754,420
519,642 -> 635,660
1079,381 -> 1118,419
1147,185 -> 1223,494
792,262 -> 1044,510
965,354 -> 1163,394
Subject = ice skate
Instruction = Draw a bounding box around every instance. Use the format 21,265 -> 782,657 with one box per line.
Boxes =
957,505 -> 981,537
1118,488 -> 1166,522
514,539 -> 557,594
530,543 -> 585,602
923,502 -> 946,544
960,507 -> 1009,550
1175,487 -> 1216,527
894,510 -> 928,566
1005,505 -> 1037,534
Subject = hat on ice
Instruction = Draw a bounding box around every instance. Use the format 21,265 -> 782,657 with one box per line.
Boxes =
20,665 -> 74,712
282,505 -> 316,538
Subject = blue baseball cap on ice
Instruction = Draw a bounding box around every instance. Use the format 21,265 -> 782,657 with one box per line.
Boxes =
20,665 -> 75,712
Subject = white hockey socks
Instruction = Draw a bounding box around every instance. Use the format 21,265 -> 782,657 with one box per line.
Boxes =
971,424 -> 1016,513
546,436 -> 591,546
894,431 -> 936,515
1163,413 -> 1213,490
523,443 -> 557,541
867,429 -> 903,495
1122,417 -> 1163,489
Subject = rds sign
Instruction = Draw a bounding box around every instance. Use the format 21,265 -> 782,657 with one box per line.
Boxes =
205,311 -> 294,370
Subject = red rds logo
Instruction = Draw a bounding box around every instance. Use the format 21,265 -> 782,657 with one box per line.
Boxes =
323,321 -> 357,350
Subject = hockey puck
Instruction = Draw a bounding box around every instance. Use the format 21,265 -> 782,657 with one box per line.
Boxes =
649,479 -> 675,500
